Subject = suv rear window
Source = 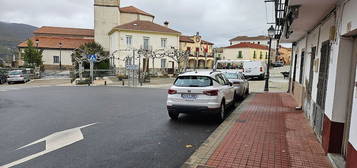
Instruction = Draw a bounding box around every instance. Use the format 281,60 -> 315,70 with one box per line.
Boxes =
174,76 -> 213,87
8,71 -> 21,75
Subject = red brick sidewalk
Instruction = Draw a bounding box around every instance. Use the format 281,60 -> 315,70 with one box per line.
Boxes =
195,93 -> 332,168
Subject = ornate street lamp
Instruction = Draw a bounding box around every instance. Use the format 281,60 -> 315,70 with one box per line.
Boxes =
264,25 -> 275,92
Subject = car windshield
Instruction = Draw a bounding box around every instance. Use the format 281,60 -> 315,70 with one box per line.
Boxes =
174,76 -> 212,87
224,73 -> 243,79
8,71 -> 21,75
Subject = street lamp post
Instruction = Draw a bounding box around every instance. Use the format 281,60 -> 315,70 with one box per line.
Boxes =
264,25 -> 275,92
59,42 -> 62,70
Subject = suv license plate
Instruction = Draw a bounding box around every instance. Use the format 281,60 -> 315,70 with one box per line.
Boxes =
181,94 -> 197,100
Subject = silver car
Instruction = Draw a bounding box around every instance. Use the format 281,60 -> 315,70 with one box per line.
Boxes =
223,71 -> 249,99
7,70 -> 30,84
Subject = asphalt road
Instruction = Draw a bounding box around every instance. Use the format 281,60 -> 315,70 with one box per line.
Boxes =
0,86 -> 223,168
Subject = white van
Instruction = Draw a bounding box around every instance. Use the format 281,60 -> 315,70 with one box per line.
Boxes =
242,61 -> 266,80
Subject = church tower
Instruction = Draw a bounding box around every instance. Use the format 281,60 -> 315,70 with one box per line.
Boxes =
94,0 -> 120,51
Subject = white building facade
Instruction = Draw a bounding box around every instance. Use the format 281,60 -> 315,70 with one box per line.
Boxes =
94,0 -> 182,75
277,0 -> 357,167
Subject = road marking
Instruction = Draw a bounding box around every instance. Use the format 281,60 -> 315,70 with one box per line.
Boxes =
0,123 -> 96,168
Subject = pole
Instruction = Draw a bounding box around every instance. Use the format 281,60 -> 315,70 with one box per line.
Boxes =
138,51 -> 142,86
59,45 -> 62,70
132,49 -> 136,87
264,38 -> 273,92
90,61 -> 94,84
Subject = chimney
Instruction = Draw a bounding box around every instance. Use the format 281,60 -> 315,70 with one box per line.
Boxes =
164,21 -> 169,27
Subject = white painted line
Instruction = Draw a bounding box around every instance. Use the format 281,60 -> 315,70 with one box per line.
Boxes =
0,123 -> 96,168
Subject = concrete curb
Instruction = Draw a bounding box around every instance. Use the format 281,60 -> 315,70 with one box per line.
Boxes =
181,94 -> 255,168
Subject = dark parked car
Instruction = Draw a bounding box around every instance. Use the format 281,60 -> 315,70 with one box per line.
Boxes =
272,61 -> 284,67
0,70 -> 7,84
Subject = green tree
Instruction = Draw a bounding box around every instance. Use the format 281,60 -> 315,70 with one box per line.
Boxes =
23,40 -> 43,67
72,42 -> 110,69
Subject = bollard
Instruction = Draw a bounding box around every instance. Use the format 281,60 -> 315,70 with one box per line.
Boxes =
122,80 -> 125,86
104,81 -> 107,86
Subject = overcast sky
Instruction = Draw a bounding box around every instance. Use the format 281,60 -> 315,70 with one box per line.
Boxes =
0,0 -> 276,47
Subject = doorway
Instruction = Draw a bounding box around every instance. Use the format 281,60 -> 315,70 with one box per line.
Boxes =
292,53 -> 298,92
307,47 -> 316,100
342,38 -> 357,157
314,41 -> 331,137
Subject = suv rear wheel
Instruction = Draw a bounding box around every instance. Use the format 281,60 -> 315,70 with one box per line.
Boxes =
168,111 -> 179,120
218,102 -> 225,122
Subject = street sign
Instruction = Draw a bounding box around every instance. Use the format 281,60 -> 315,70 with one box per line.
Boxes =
126,65 -> 139,70
87,54 -> 97,62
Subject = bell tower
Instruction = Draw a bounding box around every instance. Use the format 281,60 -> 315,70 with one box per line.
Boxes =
94,0 -> 120,51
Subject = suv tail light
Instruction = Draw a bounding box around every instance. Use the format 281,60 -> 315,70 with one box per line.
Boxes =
260,67 -> 263,72
168,89 -> 177,94
203,90 -> 219,96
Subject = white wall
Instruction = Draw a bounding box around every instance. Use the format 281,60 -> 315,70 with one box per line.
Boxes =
120,13 -> 155,25
42,49 -> 73,66
349,39 -> 357,150
340,0 -> 357,35
222,48 -> 250,60
110,30 -> 180,69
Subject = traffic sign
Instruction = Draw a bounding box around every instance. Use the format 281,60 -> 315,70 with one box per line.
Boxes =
87,54 -> 97,62
126,65 -> 139,70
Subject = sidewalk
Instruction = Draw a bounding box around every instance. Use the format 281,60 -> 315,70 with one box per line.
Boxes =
183,93 -> 332,168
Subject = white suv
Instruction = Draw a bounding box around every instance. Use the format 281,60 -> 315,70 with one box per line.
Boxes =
166,71 -> 237,121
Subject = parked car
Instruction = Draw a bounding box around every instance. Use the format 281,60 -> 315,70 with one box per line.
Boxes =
272,61 -> 284,67
7,70 -> 30,84
0,70 -> 7,84
223,71 -> 249,99
242,61 -> 267,80
166,71 -> 237,121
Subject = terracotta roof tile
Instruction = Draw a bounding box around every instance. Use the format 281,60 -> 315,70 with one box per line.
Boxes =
18,36 -> 94,49
225,42 -> 269,50
33,26 -> 94,37
229,35 -> 268,42
119,6 -> 154,17
180,36 -> 194,43
113,20 -> 180,34
180,35 -> 214,45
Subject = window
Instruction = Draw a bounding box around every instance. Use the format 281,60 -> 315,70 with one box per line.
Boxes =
238,51 -> 243,59
174,76 -> 213,87
260,51 -> 263,59
253,51 -> 257,59
196,47 -> 199,52
215,74 -> 226,85
161,59 -> 166,68
143,37 -> 150,50
126,35 -> 132,46
265,52 -> 268,59
53,56 -> 59,63
161,38 -> 167,48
